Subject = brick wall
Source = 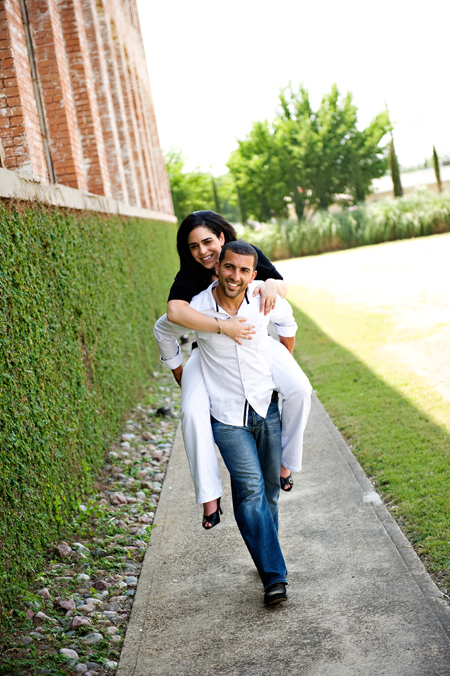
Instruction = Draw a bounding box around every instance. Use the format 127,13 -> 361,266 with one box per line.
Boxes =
0,0 -> 174,213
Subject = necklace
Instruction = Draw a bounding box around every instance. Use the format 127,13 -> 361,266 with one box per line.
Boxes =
212,287 -> 240,316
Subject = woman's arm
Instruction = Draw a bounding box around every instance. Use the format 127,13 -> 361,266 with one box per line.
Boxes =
252,279 -> 288,314
167,300 -> 255,344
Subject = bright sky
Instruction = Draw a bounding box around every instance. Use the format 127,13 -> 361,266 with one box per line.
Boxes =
136,0 -> 450,176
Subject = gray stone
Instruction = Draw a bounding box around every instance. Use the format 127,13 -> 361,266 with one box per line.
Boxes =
76,574 -> 91,582
55,598 -> 75,611
135,491 -> 146,500
36,588 -> 50,600
109,492 -> 127,506
124,576 -> 137,585
92,549 -> 108,558
80,632 -> 103,645
105,659 -> 118,670
60,648 -> 79,659
70,615 -> 91,630
74,665 -> 88,673
85,662 -> 101,670
29,632 -> 43,638
72,542 -> 90,555
33,611 -> 57,624
20,636 -> 33,646
55,544 -> 72,559
103,602 -> 121,612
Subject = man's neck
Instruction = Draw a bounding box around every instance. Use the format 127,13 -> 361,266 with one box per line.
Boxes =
213,283 -> 247,315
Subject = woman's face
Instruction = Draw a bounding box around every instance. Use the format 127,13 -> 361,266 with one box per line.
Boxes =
187,226 -> 225,269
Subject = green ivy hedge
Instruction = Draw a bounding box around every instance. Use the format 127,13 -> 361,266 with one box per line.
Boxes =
0,201 -> 178,617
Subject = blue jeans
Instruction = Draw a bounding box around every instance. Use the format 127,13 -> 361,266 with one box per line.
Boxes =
211,397 -> 287,590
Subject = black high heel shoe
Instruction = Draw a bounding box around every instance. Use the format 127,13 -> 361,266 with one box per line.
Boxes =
280,474 -> 294,492
202,498 -> 223,529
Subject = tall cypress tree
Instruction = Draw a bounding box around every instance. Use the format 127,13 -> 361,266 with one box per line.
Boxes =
389,136 -> 403,197
433,146 -> 442,193
211,177 -> 221,213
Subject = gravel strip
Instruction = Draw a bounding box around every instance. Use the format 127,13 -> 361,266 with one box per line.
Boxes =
0,339 -> 191,676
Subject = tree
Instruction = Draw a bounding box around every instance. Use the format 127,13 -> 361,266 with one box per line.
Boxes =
433,146 -> 442,193
211,177 -> 221,213
164,149 -> 214,221
389,136 -> 403,197
227,83 -> 391,221
227,121 -> 288,222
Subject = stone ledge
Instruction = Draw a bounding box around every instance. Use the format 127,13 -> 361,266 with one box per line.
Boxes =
0,168 -> 177,224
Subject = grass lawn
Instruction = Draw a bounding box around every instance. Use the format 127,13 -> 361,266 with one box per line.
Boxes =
287,260 -> 450,592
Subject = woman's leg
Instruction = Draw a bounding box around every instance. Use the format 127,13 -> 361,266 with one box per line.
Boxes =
180,347 -> 223,505
270,337 -> 313,473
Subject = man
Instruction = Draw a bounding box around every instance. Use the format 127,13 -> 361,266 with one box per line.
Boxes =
187,240 -> 298,605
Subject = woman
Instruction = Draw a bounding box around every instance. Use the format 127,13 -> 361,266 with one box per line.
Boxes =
154,211 -> 312,528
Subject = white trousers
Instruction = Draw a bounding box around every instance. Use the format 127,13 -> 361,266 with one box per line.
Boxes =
181,339 -> 312,504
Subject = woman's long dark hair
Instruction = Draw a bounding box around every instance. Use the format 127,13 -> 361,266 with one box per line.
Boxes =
176,211 -> 237,282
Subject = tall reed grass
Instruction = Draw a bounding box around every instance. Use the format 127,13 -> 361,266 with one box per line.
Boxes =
237,190 -> 450,260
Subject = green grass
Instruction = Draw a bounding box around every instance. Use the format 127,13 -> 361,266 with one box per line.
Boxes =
290,298 -> 450,588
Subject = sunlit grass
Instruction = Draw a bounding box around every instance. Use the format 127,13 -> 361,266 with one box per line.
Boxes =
290,290 -> 450,589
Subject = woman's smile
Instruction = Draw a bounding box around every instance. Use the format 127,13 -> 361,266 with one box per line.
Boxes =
187,226 -> 225,269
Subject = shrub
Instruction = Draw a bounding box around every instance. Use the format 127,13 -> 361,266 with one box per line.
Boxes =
237,191 -> 450,260
0,201 -> 177,617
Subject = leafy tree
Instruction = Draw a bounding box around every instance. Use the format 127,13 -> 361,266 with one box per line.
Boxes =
228,83 -> 391,220
227,121 -> 288,222
164,149 -> 214,221
433,145 -> 442,193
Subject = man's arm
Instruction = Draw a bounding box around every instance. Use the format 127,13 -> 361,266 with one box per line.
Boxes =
278,335 -> 295,354
270,296 -> 298,350
154,314 -> 184,384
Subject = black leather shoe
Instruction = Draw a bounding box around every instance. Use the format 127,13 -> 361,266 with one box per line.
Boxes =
264,583 -> 287,605
202,498 -> 223,530
280,474 -> 294,491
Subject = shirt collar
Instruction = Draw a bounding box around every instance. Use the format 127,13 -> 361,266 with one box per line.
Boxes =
193,280 -> 256,313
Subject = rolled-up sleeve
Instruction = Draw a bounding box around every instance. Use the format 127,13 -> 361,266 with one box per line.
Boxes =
153,314 -> 184,370
270,297 -> 297,337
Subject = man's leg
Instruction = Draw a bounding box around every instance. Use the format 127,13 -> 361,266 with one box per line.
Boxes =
211,415 -> 287,591
252,395 -> 283,529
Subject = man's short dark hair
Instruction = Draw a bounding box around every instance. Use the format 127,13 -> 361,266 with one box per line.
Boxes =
219,240 -> 258,270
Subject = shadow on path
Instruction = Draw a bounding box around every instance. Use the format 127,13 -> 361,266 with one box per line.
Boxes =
118,393 -> 450,675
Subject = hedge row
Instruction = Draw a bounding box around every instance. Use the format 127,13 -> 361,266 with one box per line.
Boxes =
238,190 -> 450,259
0,201 -> 178,616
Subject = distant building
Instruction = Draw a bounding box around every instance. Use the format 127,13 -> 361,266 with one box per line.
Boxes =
368,166 -> 450,202
0,0 -> 173,215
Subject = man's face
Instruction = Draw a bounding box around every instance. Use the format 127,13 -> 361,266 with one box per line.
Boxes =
215,250 -> 257,299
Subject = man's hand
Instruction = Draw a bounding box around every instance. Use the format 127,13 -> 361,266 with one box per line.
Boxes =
172,364 -> 183,386
279,335 -> 295,355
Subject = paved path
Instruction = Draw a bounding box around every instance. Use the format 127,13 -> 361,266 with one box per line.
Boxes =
118,396 -> 450,675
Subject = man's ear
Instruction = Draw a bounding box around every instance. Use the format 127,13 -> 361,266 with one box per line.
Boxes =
251,270 -> 257,281
215,260 -> 220,275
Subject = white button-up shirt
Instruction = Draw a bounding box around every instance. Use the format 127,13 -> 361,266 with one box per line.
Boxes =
189,280 -> 297,426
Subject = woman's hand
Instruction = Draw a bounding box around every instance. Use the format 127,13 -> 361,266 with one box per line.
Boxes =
253,279 -> 278,315
222,317 -> 255,345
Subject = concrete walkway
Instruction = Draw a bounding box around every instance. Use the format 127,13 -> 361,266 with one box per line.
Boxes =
118,396 -> 450,676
